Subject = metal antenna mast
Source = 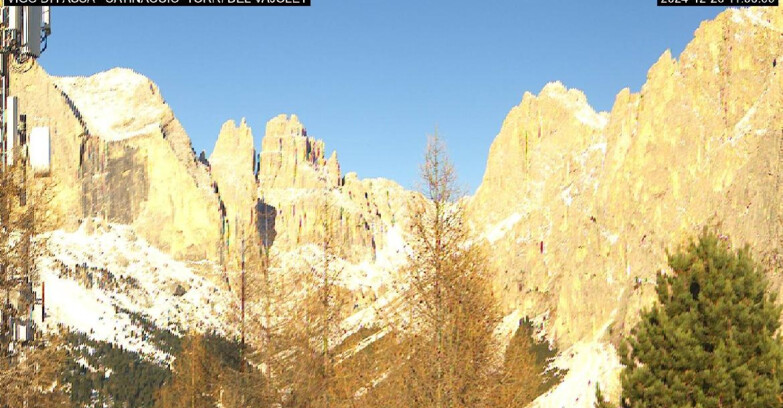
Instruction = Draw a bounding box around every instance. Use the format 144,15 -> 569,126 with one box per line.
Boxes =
0,5 -> 51,359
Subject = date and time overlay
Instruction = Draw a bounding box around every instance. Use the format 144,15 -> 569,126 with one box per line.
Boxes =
659,0 -> 778,6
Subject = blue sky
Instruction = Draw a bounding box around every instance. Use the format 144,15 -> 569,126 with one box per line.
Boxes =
39,1 -> 724,193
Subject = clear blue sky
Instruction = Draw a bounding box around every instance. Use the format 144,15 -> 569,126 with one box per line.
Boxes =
39,1 -> 725,193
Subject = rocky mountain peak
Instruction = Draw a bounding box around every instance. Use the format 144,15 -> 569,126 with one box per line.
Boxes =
54,68 -> 165,142
258,114 -> 341,189
210,119 -> 257,237
471,81 -> 607,227
265,113 -> 305,138
212,118 -> 254,168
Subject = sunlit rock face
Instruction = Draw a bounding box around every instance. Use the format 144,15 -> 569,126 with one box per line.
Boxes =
471,6 -> 783,351
209,118 -> 258,258
253,114 -> 421,263
12,66 -> 221,260
258,114 -> 341,190
466,8 -> 783,406
12,66 -> 424,399
14,6 -> 783,348
12,63 -> 418,267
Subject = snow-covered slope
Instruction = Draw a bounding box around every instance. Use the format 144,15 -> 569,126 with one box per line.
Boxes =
35,219 -> 237,362
530,341 -> 622,408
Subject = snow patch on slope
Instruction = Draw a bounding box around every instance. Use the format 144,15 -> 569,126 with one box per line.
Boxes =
37,220 -> 236,362
732,7 -> 781,32
530,341 -> 622,408
485,212 -> 522,243
561,186 -> 573,207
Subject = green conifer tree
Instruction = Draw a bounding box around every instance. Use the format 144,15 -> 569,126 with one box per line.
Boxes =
617,230 -> 783,407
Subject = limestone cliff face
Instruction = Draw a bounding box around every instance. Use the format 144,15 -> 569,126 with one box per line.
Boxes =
259,114 -> 341,190
12,65 -> 221,260
11,60 -> 415,268
472,82 -> 608,227
13,6 -> 783,407
209,119 -> 257,247
253,114 -> 417,262
469,81 -> 613,351
12,65 -> 421,381
470,6 -> 783,354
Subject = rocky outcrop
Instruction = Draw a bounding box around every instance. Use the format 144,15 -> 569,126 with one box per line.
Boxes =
254,115 -> 419,262
469,80 -> 614,352
12,61 -> 414,267
470,6 -> 783,357
209,119 -> 258,255
259,114 -> 342,190
471,81 -> 607,227
12,65 -> 221,260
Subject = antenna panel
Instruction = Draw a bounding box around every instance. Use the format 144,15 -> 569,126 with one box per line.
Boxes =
5,96 -> 18,166
22,6 -> 42,57
8,7 -> 22,32
29,126 -> 50,176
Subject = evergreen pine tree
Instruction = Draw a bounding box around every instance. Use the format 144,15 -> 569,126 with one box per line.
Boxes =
0,332 -> 71,408
618,230 -> 783,407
